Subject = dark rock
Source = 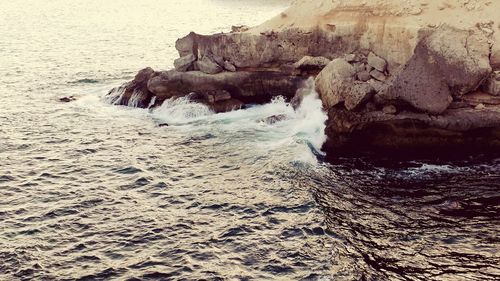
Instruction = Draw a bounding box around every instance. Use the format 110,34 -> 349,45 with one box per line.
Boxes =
209,98 -> 244,113
261,114 -> 288,124
174,54 -> 196,72
59,96 -> 76,102
482,71 -> 500,96
107,67 -> 156,107
196,56 -> 223,74
369,69 -> 386,81
323,107 -> 500,157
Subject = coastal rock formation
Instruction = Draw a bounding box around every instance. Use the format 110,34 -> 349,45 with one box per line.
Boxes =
109,0 -> 500,157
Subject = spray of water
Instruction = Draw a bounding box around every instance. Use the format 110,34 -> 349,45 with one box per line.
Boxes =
102,77 -> 327,162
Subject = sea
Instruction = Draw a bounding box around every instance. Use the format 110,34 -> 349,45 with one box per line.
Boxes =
0,0 -> 499,280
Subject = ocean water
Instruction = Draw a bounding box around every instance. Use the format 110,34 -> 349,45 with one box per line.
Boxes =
1,1 -> 499,280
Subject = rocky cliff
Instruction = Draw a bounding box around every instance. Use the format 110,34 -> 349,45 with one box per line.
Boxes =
109,0 -> 500,157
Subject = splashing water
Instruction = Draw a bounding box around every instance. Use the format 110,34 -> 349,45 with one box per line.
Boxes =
147,77 -> 327,162
127,90 -> 144,108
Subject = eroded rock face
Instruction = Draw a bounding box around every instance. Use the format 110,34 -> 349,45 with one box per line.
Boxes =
108,67 -> 156,107
324,107 -> 500,157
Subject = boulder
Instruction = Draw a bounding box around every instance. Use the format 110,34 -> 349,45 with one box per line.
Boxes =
482,71 -> 500,96
196,56 -> 223,74
367,52 -> 387,72
223,61 -> 237,72
425,26 -> 491,98
382,105 -> 397,114
231,25 -> 250,33
357,71 -> 371,82
174,54 -> 196,72
369,70 -> 386,81
345,82 -> 376,111
377,26 -> 491,114
315,58 -> 356,109
491,43 -> 500,70
59,96 -> 76,102
294,56 -> 331,71
175,32 -> 197,57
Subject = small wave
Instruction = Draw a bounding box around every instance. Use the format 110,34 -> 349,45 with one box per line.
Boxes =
152,96 -> 214,124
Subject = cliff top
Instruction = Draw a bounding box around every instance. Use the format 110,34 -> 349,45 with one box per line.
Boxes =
253,0 -> 499,41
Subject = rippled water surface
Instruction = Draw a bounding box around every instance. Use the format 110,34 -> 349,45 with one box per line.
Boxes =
1,1 -> 499,280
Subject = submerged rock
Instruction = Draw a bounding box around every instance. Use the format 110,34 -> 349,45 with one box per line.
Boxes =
59,96 -> 76,102
261,114 -> 288,125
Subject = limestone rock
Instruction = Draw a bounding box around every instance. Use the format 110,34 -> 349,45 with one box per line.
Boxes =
231,25 -> 250,33
223,61 -> 237,72
383,105 -> 397,114
147,69 -> 302,102
345,83 -> 376,110
482,71 -> 500,96
491,43 -> 500,70
369,69 -> 386,81
357,71 -> 371,82
175,32 -> 197,57
294,56 -> 331,71
377,26 -> 491,114
367,52 -> 387,72
59,96 -> 76,102
261,114 -> 288,124
463,91 -> 500,106
210,98 -> 244,113
422,26 -> 491,97
196,56 -> 223,74
315,58 -> 356,109
174,54 -> 196,72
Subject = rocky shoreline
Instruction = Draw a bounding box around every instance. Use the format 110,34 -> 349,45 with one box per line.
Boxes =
108,0 -> 500,157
